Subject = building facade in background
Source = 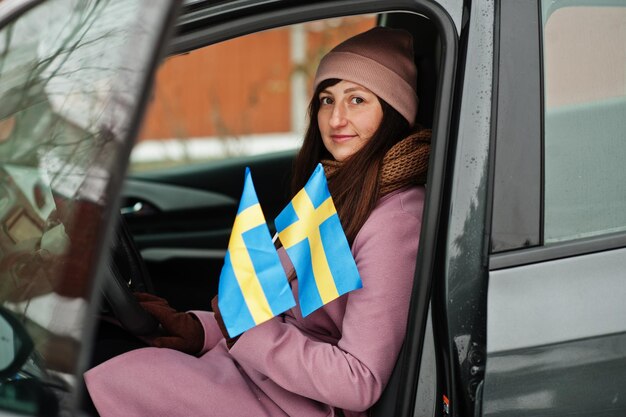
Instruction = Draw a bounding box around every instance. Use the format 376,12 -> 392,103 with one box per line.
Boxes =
132,16 -> 375,171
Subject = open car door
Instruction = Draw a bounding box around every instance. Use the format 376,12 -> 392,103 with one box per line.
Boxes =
0,0 -> 180,415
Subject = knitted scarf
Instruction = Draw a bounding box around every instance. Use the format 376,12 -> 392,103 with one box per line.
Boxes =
321,128 -> 431,197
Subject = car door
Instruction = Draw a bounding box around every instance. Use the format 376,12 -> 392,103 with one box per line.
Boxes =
0,0 -> 180,415
483,0 -> 626,415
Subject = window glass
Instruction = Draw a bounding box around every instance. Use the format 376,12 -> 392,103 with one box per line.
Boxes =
542,4 -> 626,243
130,16 -> 376,172
0,0 -> 169,414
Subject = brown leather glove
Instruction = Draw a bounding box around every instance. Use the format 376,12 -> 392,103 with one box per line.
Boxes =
135,292 -> 204,355
211,295 -> 239,349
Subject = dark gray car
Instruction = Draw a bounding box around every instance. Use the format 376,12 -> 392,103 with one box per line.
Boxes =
0,0 -> 624,416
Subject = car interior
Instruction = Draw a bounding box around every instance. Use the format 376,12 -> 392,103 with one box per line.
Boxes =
117,11 -> 439,310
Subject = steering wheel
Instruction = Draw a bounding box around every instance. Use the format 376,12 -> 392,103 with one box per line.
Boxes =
100,214 -> 158,336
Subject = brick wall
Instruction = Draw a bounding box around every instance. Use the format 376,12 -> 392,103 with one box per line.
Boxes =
138,16 -> 375,141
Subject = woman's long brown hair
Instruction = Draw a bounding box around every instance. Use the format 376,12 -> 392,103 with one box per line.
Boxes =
290,79 -> 412,245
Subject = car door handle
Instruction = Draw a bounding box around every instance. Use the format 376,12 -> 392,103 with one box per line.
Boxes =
120,201 -> 157,216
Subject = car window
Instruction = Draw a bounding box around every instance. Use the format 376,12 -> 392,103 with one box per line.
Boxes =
542,3 -> 626,243
129,15 -> 376,172
0,0 -> 173,414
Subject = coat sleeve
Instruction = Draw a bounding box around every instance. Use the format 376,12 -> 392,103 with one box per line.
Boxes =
190,310 -> 224,354
229,202 -> 422,411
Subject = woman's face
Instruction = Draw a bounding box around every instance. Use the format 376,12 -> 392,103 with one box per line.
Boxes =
317,80 -> 383,162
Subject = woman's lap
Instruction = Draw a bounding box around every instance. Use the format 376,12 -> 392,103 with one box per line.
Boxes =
85,343 -> 281,417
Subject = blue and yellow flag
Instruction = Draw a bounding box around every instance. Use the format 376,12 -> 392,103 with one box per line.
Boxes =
217,168 -> 295,337
275,163 -> 362,317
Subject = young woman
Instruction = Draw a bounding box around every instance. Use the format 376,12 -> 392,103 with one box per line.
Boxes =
85,26 -> 431,417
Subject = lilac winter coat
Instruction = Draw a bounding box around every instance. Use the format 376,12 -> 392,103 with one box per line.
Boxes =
85,186 -> 424,417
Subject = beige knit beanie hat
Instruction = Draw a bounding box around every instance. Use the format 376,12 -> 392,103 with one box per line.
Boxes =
313,26 -> 418,126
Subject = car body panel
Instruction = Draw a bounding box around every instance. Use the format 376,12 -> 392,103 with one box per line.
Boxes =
484,332 -> 626,417
485,249 -> 626,416
488,248 -> 626,353
439,0 -> 493,413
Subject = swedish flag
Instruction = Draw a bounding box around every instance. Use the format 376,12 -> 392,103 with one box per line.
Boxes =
217,168 -> 295,337
275,163 -> 362,317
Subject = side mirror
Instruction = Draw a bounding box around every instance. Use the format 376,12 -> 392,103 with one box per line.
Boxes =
0,306 -> 34,380
0,307 -> 60,416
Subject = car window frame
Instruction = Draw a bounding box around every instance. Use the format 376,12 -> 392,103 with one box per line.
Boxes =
488,0 -> 543,256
